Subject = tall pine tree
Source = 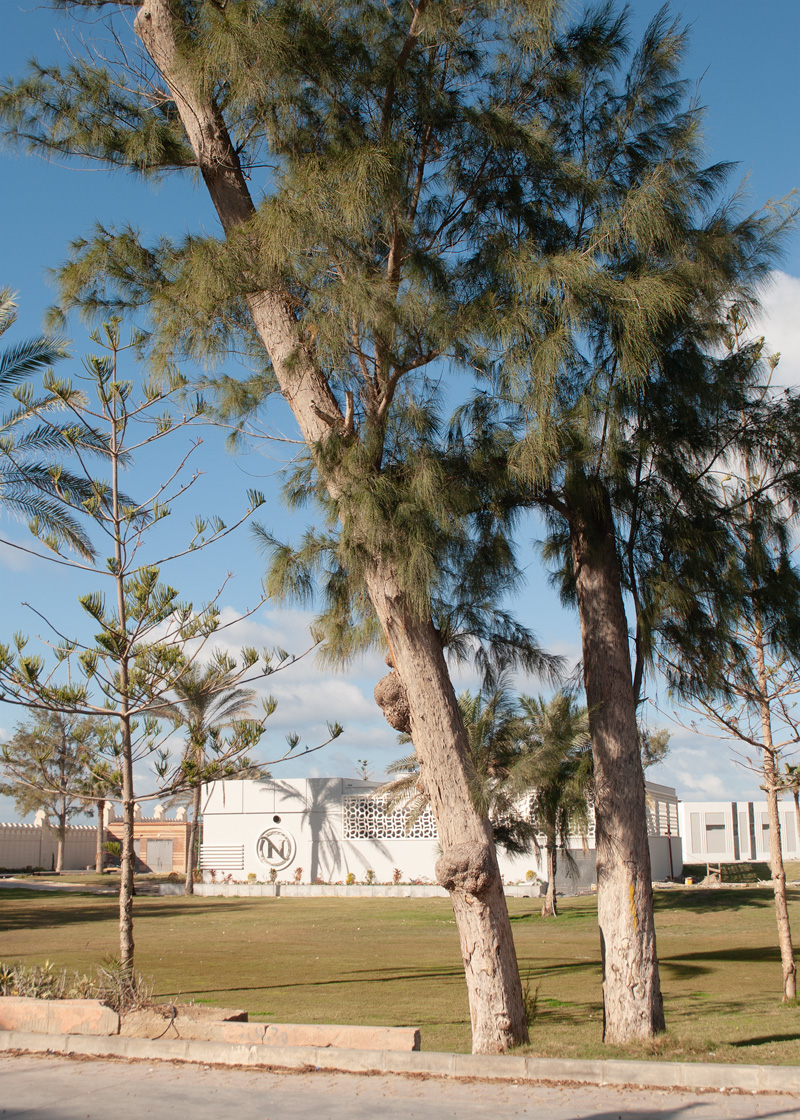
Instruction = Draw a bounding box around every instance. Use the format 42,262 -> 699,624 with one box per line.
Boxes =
1,0 -> 575,1051
450,7 -> 795,1040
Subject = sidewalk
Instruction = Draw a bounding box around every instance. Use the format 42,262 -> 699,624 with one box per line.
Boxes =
2,1051 -> 798,1120
3,1026 -> 800,1096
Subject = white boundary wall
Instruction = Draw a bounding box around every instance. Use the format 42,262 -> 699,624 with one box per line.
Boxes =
200,778 -> 682,893
0,822 -> 96,871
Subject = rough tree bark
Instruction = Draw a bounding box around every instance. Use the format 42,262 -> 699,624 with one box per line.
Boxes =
54,792 -> 68,873
755,644 -> 797,1000
569,487 -> 664,1042
95,798 -> 105,874
370,568 -> 528,1052
135,0 -> 528,1053
184,783 -> 202,896
542,845 -> 558,918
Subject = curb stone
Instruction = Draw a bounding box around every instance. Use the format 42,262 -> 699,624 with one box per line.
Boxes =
2,1029 -> 800,1095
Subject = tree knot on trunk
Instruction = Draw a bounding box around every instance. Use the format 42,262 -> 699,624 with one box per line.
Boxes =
374,670 -> 411,734
435,843 -> 493,897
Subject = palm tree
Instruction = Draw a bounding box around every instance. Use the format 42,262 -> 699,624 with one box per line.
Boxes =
0,289 -> 103,559
152,663 -> 257,894
381,682 -> 538,858
505,694 -> 593,918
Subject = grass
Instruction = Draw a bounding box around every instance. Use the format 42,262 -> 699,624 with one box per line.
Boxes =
2,884 -> 800,1062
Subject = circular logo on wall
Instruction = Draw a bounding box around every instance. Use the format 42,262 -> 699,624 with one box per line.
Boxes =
255,827 -> 296,870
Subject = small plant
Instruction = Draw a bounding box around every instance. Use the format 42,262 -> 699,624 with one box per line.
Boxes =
0,957 -> 152,1013
346,872 -> 356,886
392,868 -> 402,885
293,866 -> 303,883
364,869 -> 376,885
247,872 -> 257,883
268,867 -> 278,883
192,868 -> 202,883
0,960 -> 67,1000
525,869 -> 537,882
521,974 -> 539,1027
92,956 -> 154,1014
314,876 -> 325,884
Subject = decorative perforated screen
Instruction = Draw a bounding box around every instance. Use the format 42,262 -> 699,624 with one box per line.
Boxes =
342,795 -> 438,840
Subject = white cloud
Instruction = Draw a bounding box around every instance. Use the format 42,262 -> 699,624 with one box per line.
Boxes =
0,539 -> 35,572
674,768 -> 729,799
754,270 -> 800,389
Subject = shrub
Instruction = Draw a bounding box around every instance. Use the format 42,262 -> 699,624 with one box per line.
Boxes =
247,872 -> 257,883
392,868 -> 402,885
0,956 -> 152,1013
346,872 -> 356,886
364,869 -> 376,885
293,867 -> 303,883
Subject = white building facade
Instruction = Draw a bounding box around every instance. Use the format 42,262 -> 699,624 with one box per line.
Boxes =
199,777 -> 682,892
679,799 -> 800,864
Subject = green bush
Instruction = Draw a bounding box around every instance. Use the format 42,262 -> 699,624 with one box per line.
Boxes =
0,956 -> 152,1012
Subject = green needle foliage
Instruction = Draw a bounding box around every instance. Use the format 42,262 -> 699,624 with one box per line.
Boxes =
446,5 -> 798,1041
0,320 -> 327,970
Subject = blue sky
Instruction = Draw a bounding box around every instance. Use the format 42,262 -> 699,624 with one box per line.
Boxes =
1,1 -> 799,821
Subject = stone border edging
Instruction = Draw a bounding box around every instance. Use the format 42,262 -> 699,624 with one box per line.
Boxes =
2,1028 -> 798,1095
160,883 -> 544,898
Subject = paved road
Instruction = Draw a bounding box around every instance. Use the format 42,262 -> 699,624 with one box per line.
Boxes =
2,1054 -> 799,1120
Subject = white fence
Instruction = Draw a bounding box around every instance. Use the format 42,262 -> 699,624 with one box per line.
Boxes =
0,822 -> 97,871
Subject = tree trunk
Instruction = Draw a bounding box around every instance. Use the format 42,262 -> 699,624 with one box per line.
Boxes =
135,0 -> 528,1053
368,564 -> 528,1053
184,784 -> 202,896
542,844 -> 558,917
763,750 -> 796,1000
119,738 -> 135,971
756,663 -> 797,1000
55,816 -> 65,875
96,799 -> 105,874
746,456 -> 796,1000
569,487 -> 664,1042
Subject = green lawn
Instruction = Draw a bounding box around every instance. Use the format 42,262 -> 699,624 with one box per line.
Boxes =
2,884 -> 800,1062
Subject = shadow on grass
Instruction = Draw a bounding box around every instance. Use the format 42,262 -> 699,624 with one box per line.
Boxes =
654,888 -> 781,913
657,944 -> 781,984
731,1033 -> 800,1047
668,944 -> 781,966
0,892 -> 266,931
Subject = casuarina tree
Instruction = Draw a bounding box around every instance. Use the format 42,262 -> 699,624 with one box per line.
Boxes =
0,0 -> 581,1052
450,8 -> 794,1040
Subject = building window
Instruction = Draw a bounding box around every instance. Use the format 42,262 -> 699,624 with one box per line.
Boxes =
690,813 -> 701,854
704,813 -> 727,855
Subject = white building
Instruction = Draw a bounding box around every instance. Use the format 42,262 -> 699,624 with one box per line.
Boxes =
679,799 -> 800,864
199,777 -> 682,892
